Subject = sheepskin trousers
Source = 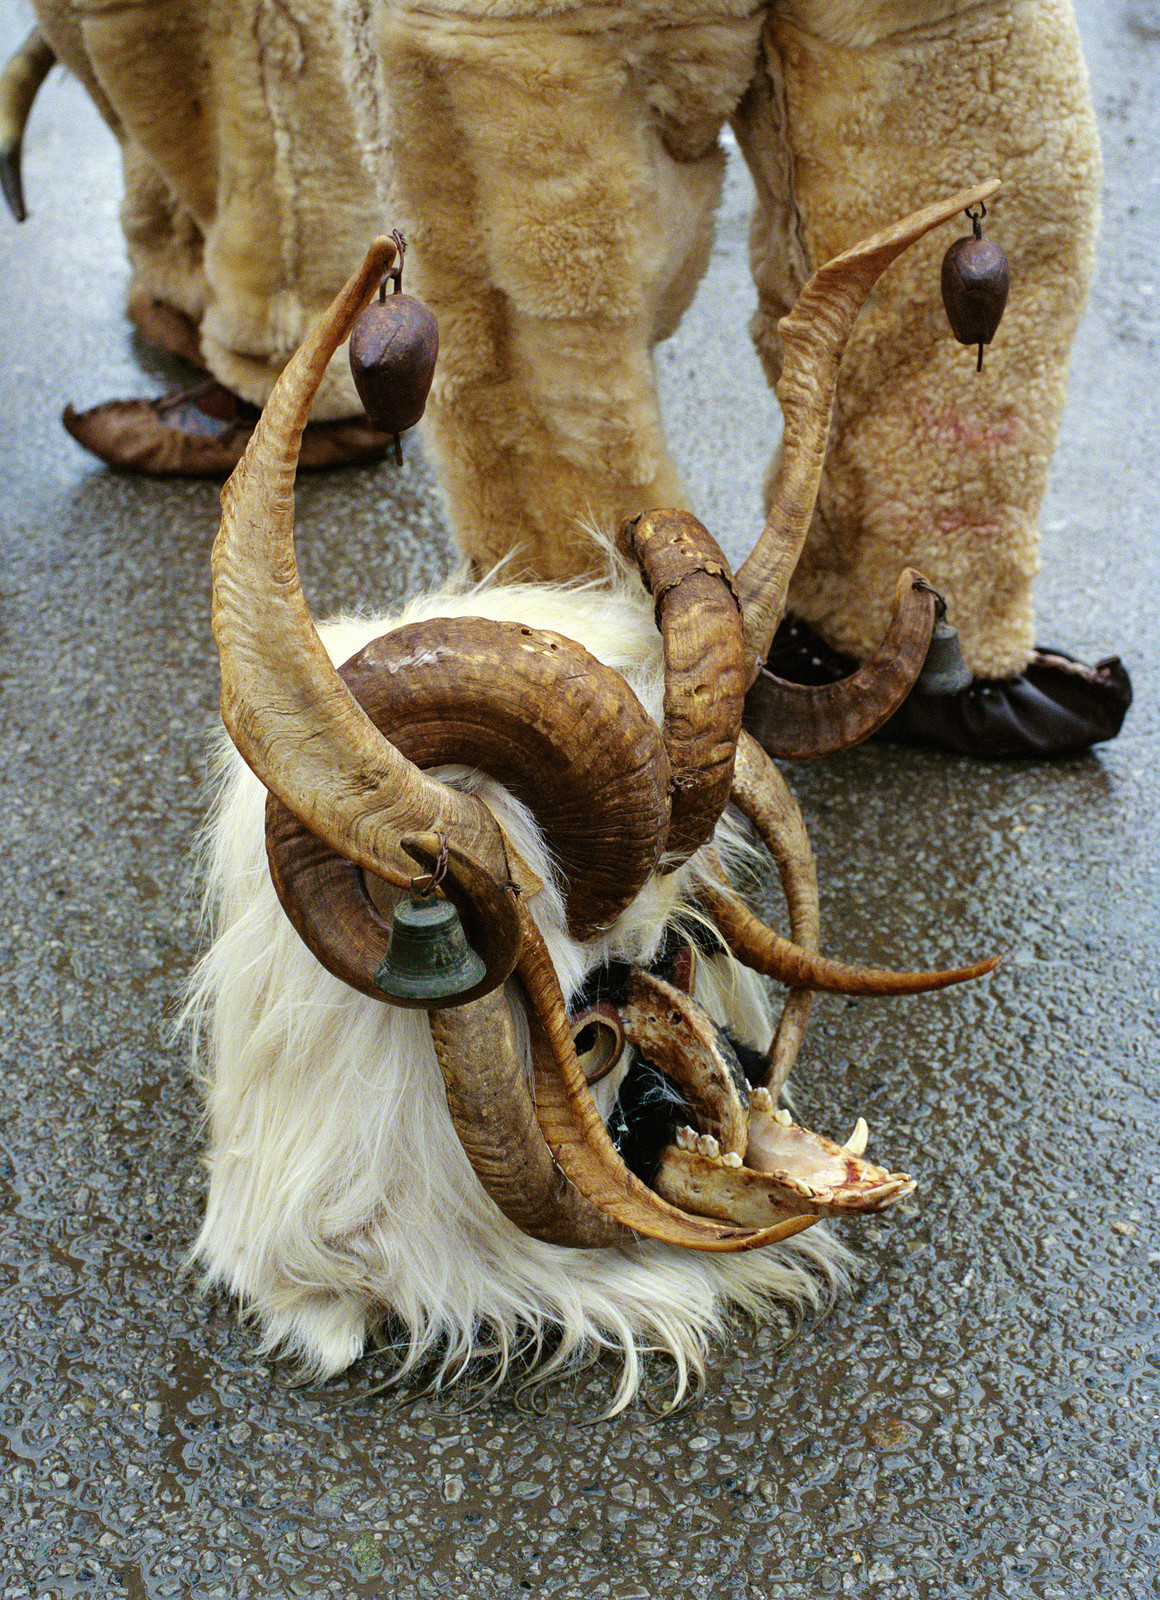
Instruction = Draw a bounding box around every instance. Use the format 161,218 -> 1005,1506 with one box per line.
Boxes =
35,0 -> 1100,677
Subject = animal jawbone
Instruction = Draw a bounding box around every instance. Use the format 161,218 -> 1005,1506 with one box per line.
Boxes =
598,964 -> 915,1233
652,1101 -> 915,1228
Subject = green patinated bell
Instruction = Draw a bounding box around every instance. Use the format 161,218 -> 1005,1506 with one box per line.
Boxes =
374,891 -> 487,1005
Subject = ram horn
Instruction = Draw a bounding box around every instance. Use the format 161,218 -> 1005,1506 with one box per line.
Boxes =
734,180 -> 1001,678
713,730 -> 998,1088
720,730 -> 821,1091
701,877 -> 999,998
1,28 -> 54,222
428,982 -> 633,1247
213,237 -> 528,906
744,570 -> 938,759
616,509 -> 747,861
265,612 -> 673,967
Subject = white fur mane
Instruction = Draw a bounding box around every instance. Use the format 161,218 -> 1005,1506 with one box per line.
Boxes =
187,572 -> 850,1414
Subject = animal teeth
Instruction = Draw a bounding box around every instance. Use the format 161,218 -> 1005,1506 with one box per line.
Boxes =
843,1116 -> 869,1156
722,1151 -> 743,1168
675,1125 -> 697,1150
750,1086 -> 773,1112
773,1106 -> 792,1127
696,1133 -> 720,1159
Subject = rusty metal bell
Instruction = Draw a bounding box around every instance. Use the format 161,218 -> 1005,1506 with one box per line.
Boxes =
373,890 -> 486,1006
941,203 -> 1010,372
915,616 -> 973,696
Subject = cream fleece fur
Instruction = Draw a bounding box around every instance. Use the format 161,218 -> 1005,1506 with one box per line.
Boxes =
35,0 -> 1099,664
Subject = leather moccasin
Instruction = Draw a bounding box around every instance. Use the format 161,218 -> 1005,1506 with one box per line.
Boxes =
125,293 -> 207,370
761,615 -> 1132,759
62,380 -> 396,477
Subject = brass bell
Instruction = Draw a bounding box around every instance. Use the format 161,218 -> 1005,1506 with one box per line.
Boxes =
374,889 -> 487,1006
916,615 -> 973,696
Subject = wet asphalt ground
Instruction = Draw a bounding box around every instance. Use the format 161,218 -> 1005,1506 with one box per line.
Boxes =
1,2 -> 1158,1595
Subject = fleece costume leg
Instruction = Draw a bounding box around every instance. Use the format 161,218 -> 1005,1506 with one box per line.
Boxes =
373,0 -> 764,580
734,0 -> 1100,681
32,0 -> 762,496
31,0 -> 397,467
19,0 -> 1129,740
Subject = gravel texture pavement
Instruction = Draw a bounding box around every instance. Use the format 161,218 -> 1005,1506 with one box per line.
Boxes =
1,3 -> 1157,1595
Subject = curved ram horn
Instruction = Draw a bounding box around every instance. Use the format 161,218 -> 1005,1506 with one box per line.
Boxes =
616,509 -> 747,861
516,902 -> 819,1252
402,836 -> 632,1245
213,237 -> 522,899
0,29 -> 54,222
699,876 -> 1000,1000
428,986 -> 630,1248
265,614 -> 672,957
744,569 -> 937,760
721,730 -> 821,1092
734,179 -> 1001,678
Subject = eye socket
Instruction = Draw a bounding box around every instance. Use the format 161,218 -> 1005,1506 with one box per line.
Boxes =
574,1023 -> 599,1057
569,1003 -> 625,1085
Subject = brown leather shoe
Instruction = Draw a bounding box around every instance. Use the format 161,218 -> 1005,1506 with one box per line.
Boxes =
125,294 -> 207,369
62,380 -> 397,477
759,615 -> 1132,759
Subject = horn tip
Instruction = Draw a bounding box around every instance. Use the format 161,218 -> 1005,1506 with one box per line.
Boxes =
1,148 -> 26,222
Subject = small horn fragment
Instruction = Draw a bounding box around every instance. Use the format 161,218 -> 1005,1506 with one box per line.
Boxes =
734,180 -> 1001,675
744,570 -> 937,760
568,1002 -> 625,1086
616,510 -> 747,860
0,29 -> 54,222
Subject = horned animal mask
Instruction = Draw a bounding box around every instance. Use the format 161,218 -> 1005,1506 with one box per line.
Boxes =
209,184 -> 998,1262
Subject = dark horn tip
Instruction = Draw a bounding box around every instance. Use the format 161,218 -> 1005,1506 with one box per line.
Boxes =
1,148 -> 27,222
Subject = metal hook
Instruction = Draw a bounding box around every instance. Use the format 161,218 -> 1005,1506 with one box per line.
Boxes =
911,576 -> 948,624
409,831 -> 449,899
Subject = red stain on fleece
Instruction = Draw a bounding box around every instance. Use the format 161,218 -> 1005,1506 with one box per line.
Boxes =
922,406 -> 1020,450
927,506 -> 1001,542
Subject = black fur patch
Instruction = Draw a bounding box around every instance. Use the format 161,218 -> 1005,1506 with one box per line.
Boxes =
723,1031 -> 768,1088
606,1052 -> 692,1187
